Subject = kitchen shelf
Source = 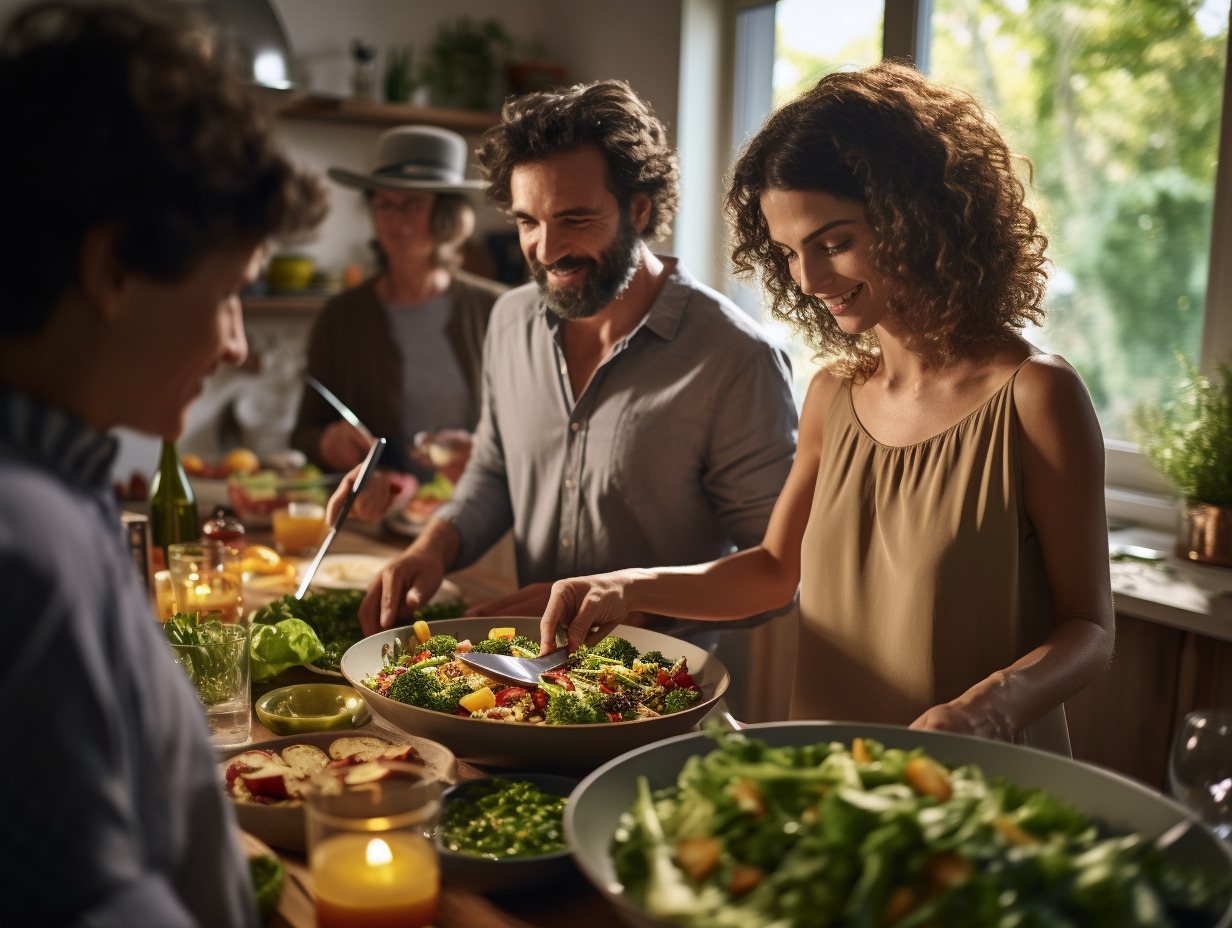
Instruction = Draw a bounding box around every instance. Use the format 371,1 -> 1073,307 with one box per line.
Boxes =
241,294 -> 329,314
260,88 -> 500,133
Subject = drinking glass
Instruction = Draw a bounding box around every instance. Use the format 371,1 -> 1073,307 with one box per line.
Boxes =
168,621 -> 250,749
272,501 -> 327,556
167,540 -> 244,623
1167,708 -> 1232,841
306,777 -> 442,928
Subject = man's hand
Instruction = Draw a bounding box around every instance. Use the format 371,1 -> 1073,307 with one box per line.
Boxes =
325,466 -> 415,524
319,421 -> 372,472
465,582 -> 553,618
357,520 -> 462,637
539,573 -> 632,654
358,547 -> 446,636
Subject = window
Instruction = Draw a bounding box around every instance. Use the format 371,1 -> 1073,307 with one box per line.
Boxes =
716,0 -> 1232,527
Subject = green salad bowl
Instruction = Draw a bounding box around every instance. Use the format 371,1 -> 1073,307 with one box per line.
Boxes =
254,683 -> 370,735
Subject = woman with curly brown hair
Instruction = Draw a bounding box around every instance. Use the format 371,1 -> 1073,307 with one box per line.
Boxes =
540,61 -> 1114,754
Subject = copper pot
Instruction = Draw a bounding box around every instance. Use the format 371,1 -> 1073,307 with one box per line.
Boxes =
1180,503 -> 1232,568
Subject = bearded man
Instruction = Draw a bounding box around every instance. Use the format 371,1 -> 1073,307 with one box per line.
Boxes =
333,80 -> 798,720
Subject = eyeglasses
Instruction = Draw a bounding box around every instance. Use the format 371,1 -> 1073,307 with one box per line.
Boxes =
369,196 -> 431,218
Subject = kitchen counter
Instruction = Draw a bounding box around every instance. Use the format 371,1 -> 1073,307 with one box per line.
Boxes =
1108,525 -> 1232,640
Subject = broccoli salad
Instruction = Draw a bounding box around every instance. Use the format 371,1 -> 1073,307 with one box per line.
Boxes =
611,729 -> 1231,928
362,627 -> 702,725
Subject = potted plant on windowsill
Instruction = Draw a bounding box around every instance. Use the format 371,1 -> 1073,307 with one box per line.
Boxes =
1134,358 -> 1232,567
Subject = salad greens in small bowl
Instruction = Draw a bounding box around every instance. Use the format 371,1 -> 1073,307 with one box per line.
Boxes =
568,722 -> 1232,928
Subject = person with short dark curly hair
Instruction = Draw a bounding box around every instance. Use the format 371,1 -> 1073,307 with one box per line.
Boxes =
540,62 -> 1114,754
330,79 -> 798,722
0,1 -> 326,924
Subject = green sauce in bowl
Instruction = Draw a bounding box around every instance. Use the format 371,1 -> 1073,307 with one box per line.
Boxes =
254,683 -> 370,735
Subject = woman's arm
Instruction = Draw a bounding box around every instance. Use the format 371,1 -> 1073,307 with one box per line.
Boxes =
539,370 -> 840,652
912,354 -> 1115,739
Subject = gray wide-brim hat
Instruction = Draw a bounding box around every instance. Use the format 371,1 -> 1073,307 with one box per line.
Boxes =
327,125 -> 486,195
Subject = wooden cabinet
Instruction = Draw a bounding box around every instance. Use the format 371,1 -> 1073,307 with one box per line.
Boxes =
1066,611 -> 1232,792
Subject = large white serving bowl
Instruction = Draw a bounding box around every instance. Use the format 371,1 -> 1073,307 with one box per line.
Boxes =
566,721 -> 1232,928
340,617 -> 730,772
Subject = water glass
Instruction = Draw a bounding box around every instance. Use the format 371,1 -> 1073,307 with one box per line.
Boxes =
1167,708 -> 1232,841
168,540 -> 244,623
168,622 -> 250,749
306,777 -> 442,928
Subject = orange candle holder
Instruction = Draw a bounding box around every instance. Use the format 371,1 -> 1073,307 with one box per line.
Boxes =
306,777 -> 442,928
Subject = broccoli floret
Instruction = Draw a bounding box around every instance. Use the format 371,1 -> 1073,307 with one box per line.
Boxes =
591,636 -> 639,666
542,682 -> 606,725
421,634 -> 458,658
385,668 -> 441,709
431,680 -> 472,714
637,649 -> 670,668
470,637 -> 513,655
663,687 -> 700,714
385,668 -> 470,714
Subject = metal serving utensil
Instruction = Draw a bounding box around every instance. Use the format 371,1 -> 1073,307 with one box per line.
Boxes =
303,375 -> 417,474
456,646 -> 573,687
295,436 -> 385,598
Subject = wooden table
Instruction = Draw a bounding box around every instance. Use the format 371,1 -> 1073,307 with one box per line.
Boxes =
239,523 -> 629,928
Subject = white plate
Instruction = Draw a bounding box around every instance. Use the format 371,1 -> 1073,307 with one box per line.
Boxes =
309,555 -> 466,600
309,553 -> 390,590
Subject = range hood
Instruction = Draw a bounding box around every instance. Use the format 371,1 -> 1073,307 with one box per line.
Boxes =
195,0 -> 297,91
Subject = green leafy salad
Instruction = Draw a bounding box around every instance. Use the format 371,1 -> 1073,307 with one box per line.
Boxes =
249,589 -> 464,680
612,729 -> 1231,928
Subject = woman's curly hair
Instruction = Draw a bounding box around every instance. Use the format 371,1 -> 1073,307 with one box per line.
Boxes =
477,79 -> 680,240
0,0 -> 327,335
725,60 -> 1049,379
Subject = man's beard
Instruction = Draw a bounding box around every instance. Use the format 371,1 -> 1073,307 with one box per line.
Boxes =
531,210 -> 642,321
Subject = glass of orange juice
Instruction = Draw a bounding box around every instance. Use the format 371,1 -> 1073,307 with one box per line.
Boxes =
271,501 -> 327,556
306,777 -> 441,928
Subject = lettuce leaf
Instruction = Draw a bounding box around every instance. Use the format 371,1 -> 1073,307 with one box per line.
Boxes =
249,618 -> 325,681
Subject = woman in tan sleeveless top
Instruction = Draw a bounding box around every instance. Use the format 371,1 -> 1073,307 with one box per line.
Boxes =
539,62 -> 1114,755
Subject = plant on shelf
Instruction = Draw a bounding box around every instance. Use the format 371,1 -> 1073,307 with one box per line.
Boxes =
506,38 -> 566,96
1133,357 -> 1232,565
383,44 -> 417,104
421,17 -> 512,111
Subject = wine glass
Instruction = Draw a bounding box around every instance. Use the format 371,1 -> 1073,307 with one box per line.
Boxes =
1167,708 -> 1232,841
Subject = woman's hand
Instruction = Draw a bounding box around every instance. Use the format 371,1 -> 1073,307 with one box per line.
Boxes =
539,573 -> 634,654
910,694 -> 1014,742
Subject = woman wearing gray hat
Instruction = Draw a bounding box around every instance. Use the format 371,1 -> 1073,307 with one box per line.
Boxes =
291,125 -> 506,475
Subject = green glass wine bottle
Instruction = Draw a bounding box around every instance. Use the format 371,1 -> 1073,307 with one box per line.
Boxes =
149,440 -> 199,572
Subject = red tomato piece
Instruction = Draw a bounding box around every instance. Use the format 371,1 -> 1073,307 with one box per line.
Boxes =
494,687 -> 528,707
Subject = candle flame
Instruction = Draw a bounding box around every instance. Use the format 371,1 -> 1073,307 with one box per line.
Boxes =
365,837 -> 393,866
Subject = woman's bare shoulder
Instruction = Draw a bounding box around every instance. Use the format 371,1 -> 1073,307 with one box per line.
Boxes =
1012,351 -> 1102,442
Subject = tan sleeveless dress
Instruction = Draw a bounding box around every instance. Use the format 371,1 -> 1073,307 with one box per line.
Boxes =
793,364 -> 1071,755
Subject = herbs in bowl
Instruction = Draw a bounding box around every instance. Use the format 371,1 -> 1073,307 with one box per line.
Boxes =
435,773 -> 577,893
251,589 -> 465,678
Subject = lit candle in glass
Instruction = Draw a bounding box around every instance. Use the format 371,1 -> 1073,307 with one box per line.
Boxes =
306,777 -> 441,928
313,832 -> 438,928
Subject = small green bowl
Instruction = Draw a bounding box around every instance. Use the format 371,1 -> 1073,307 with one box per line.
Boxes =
255,683 -> 371,735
